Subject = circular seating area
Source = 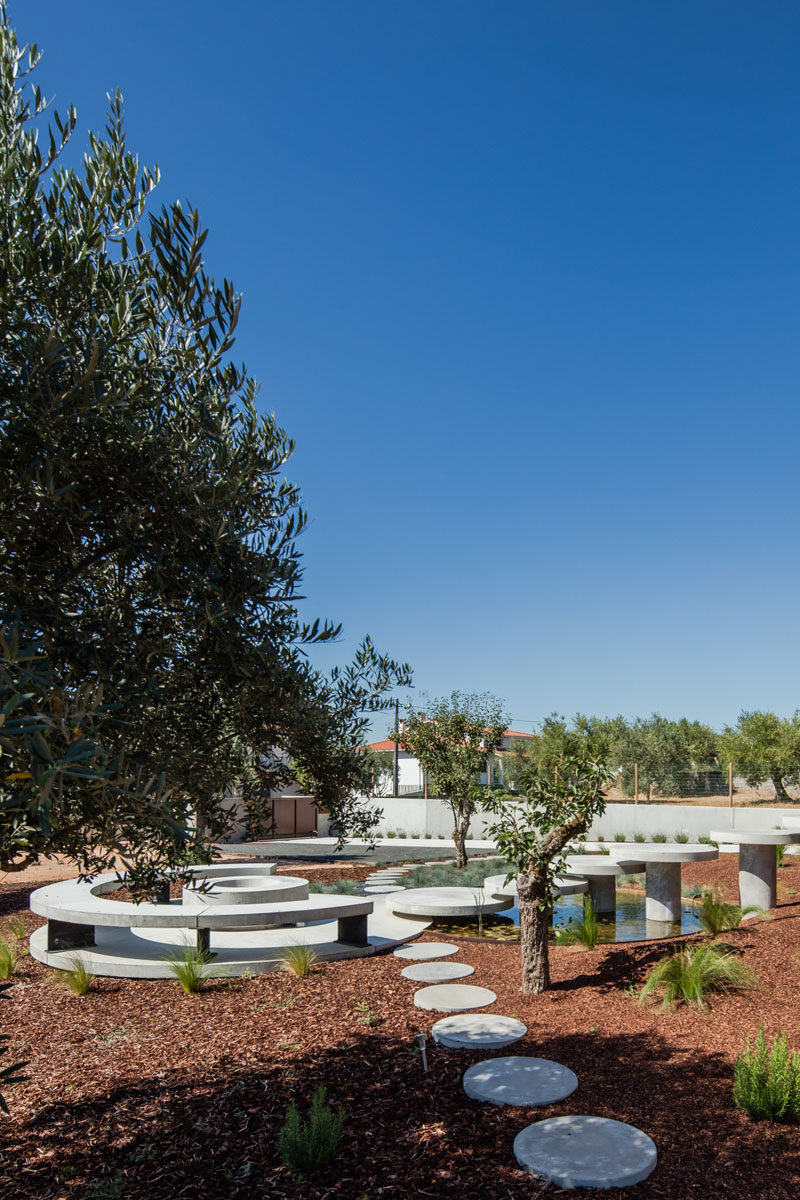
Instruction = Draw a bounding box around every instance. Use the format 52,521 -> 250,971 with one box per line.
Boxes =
28,862 -> 432,978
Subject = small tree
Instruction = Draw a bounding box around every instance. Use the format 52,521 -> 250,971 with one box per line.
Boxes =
482,753 -> 611,993
717,712 -> 800,804
395,693 -> 507,867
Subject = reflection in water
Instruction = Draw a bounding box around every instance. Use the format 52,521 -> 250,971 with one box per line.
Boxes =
430,892 -> 702,943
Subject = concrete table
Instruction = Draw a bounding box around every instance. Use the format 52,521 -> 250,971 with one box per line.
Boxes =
562,855 -> 645,913
607,844 -> 718,923
386,886 -> 510,920
709,829 -> 800,909
482,874 -> 589,901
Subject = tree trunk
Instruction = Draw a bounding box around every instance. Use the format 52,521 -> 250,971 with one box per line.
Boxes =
517,870 -> 550,993
771,774 -> 792,804
453,820 -> 469,869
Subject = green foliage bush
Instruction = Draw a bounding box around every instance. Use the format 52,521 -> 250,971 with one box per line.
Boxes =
613,832 -> 627,842
633,831 -> 646,842
734,1025 -> 800,1122
639,943 -> 759,1010
652,832 -> 668,843
555,897 -> 599,949
697,890 -> 765,937
278,945 -> 318,977
55,957 -> 94,995
313,879 -> 359,895
279,1085 -> 344,1176
165,947 -> 217,994
404,859 -> 503,890
675,832 -> 689,843
0,939 -> 18,980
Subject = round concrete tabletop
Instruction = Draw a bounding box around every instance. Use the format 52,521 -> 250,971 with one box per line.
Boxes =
606,843 -> 718,862
414,983 -> 497,1012
463,1056 -> 578,1106
392,942 -> 460,960
564,855 -> 645,876
400,961 -> 475,982
387,886 -> 509,918
431,1014 -> 527,1049
514,1115 -> 657,1189
710,829 -> 800,845
482,874 -> 589,899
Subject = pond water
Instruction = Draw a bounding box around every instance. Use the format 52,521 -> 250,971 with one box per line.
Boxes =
429,891 -> 703,944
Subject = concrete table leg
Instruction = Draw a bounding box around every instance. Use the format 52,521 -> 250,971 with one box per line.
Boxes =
196,928 -> 211,955
46,919 -> 95,952
587,876 -> 617,914
338,914 -> 369,946
738,843 -> 776,910
645,861 -> 681,923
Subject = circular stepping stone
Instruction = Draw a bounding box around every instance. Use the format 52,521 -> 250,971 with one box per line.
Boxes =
463,1056 -> 578,1106
401,961 -> 475,982
393,942 -> 459,960
513,1116 -> 657,1189
432,1014 -> 527,1049
414,983 -> 497,1012
362,885 -> 405,894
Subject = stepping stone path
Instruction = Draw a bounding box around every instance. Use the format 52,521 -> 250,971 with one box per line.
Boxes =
414,983 -> 497,1012
401,961 -> 474,982
463,1056 -> 578,1106
393,942 -> 459,960
513,1115 -> 657,1189
431,1014 -> 528,1048
362,885 -> 405,894
361,864 -> 415,897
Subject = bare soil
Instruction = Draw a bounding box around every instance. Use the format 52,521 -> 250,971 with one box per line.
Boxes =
2,857 -> 800,1198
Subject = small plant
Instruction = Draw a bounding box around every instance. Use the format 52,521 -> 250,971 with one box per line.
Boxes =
675,832 -> 690,843
165,946 -> 217,994
314,879 -> 359,895
355,1000 -> 381,1026
597,834 -> 605,842
0,939 -> 18,981
397,830 -> 407,838
85,1171 -> 127,1199
437,834 -> 445,839
555,897 -> 599,950
424,833 -> 432,839
278,1084 -> 345,1177
734,1025 -> 800,1122
639,943 -> 759,1010
0,982 -> 29,1113
697,889 -> 766,937
613,832 -> 627,842
683,884 -> 704,899
5,919 -> 26,940
56,957 -> 95,996
278,945 -> 318,977
776,844 -> 787,867
633,831 -> 646,842
386,831 -> 396,839
698,834 -> 715,845
652,832 -> 668,843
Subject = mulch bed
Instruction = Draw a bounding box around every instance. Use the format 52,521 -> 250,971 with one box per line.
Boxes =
2,857 -> 800,1198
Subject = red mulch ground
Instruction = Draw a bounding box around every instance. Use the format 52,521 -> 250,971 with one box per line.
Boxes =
2,856 -> 800,1198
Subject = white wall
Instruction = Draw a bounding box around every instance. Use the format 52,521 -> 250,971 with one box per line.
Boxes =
343,795 -> 798,841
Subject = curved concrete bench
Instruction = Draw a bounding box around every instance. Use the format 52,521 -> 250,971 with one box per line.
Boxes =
482,875 -> 589,900
605,844 -> 718,923
30,869 -> 374,956
709,829 -> 800,909
562,855 -> 646,912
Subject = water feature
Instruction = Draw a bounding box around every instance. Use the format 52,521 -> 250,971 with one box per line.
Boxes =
430,891 -> 703,943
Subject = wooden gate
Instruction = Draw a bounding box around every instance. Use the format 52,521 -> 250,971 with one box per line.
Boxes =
267,795 -> 317,838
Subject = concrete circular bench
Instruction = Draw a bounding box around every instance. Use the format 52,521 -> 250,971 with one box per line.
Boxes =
28,863 -> 430,978
562,855 -> 645,912
605,843 -> 718,923
709,829 -> 800,909
386,886 -> 510,920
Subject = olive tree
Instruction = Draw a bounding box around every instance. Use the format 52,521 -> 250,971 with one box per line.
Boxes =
482,754 -> 611,993
718,712 -> 800,804
0,15 -> 410,886
395,693 -> 507,867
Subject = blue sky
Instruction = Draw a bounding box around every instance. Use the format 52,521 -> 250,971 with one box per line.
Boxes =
19,2 -> 800,734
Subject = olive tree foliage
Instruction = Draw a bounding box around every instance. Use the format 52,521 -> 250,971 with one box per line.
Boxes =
482,755 -> 611,994
0,18 -> 410,888
610,715 -> 718,797
394,693 -> 507,867
718,712 -> 800,804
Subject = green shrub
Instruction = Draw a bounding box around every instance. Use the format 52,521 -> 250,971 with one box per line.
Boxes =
556,897 -> 599,949
0,940 -> 18,981
776,844 -> 787,867
279,1085 -> 345,1176
278,945 -> 318,977
597,834 -> 605,842
675,832 -> 689,843
386,831 -> 396,839
698,834 -> 716,845
55,957 -> 95,995
5,919 -> 26,940
633,831 -> 646,843
734,1025 -> 800,1122
165,946 -> 217,994
639,943 -> 759,1010
314,879 -> 359,895
683,884 -> 703,899
697,889 -> 766,936
652,832 -> 667,843
613,832 -> 627,842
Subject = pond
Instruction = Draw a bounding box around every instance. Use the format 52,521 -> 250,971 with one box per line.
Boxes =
429,890 -> 703,943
